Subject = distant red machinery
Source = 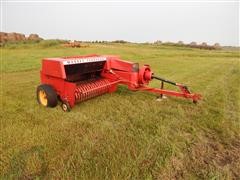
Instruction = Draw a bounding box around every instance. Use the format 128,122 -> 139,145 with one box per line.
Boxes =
37,54 -> 201,111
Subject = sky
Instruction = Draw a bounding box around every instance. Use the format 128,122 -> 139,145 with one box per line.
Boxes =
1,0 -> 239,46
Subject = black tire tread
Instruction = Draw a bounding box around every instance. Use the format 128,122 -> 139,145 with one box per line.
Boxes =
37,84 -> 58,107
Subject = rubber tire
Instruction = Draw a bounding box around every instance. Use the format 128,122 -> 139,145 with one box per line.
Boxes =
37,84 -> 58,107
61,101 -> 71,112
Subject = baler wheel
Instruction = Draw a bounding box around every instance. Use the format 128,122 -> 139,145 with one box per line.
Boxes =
61,101 -> 71,112
37,84 -> 58,107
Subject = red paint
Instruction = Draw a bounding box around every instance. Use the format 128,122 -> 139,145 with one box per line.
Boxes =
40,54 -> 201,109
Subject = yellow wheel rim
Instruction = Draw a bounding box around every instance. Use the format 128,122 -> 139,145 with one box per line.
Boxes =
39,90 -> 48,106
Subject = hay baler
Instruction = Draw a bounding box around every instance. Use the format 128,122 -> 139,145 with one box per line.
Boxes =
37,54 -> 201,111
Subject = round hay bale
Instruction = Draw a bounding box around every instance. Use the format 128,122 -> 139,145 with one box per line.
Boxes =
7,33 -> 18,42
28,34 -> 42,41
15,33 -> 26,41
0,32 -> 8,43
19,33 -> 26,41
1,32 -> 26,43
213,43 -> 221,48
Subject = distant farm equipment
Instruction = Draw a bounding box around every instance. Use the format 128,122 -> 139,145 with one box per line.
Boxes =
62,40 -> 89,48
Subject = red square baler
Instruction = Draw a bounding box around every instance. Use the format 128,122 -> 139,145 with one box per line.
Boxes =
37,54 -> 201,111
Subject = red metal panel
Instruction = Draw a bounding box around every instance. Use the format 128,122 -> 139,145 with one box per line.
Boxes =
108,59 -> 136,72
41,59 -> 66,79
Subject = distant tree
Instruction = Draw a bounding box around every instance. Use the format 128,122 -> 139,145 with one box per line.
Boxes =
163,41 -> 175,46
190,42 -> 197,46
178,41 -> 184,45
112,40 -> 128,43
154,40 -> 162,44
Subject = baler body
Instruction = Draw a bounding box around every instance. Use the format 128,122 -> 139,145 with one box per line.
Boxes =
38,54 -> 201,111
41,55 -> 118,108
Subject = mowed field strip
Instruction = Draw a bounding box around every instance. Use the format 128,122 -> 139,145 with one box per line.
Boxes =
1,41 -> 240,179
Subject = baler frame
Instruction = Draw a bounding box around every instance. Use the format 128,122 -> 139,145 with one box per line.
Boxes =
37,54 -> 201,111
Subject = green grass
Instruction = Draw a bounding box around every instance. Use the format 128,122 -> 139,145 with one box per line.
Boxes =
1,41 -> 240,179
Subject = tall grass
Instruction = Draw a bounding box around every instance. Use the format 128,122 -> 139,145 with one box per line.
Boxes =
1,42 -> 239,179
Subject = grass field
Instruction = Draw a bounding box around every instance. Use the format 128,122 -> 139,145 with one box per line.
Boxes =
1,41 -> 240,179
